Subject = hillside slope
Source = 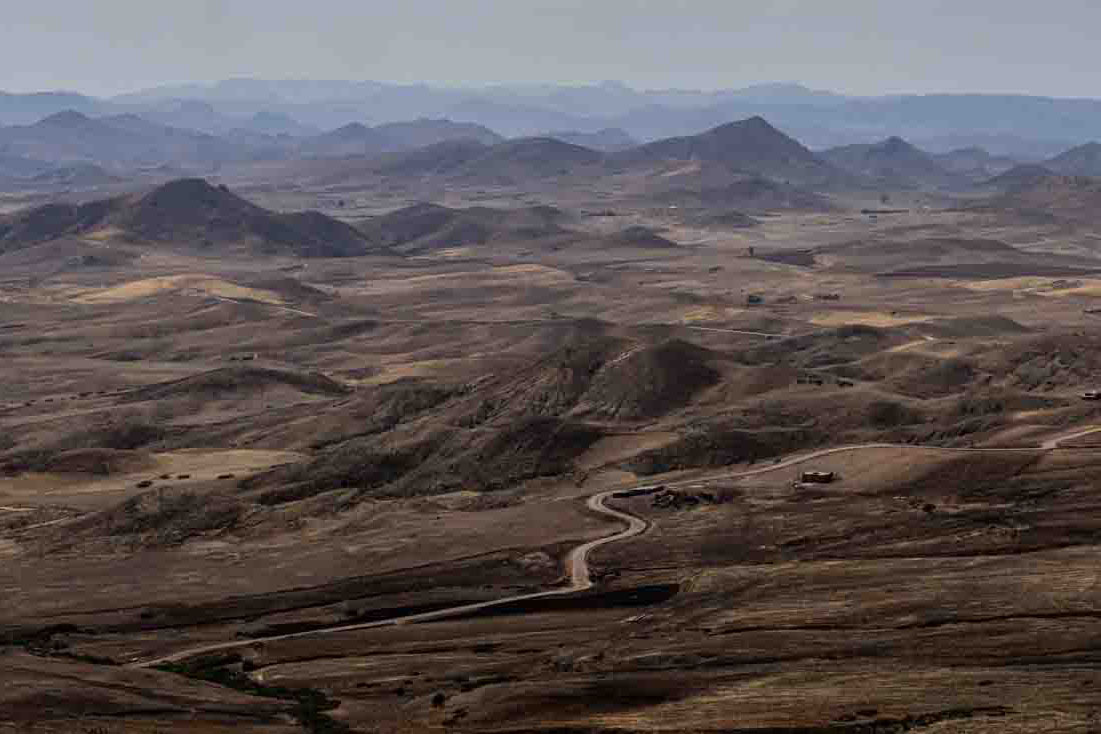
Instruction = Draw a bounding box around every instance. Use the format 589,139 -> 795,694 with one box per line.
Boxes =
0,178 -> 379,257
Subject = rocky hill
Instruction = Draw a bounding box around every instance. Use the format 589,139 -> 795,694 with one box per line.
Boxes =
0,178 -> 379,256
1045,142 -> 1101,177
821,136 -> 959,189
613,116 -> 851,189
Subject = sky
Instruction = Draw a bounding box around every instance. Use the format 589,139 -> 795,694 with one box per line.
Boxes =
2,0 -> 1099,98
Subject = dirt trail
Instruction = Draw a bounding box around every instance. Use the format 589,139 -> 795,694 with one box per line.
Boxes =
128,435 -> 1092,669
131,485 -> 653,668
1041,426 -> 1101,450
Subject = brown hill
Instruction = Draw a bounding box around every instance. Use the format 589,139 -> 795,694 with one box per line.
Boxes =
126,366 -> 349,402
614,117 -> 851,189
372,118 -> 503,149
658,175 -> 836,212
357,137 -> 603,185
368,140 -> 493,177
36,448 -> 155,476
0,178 -> 380,257
606,226 -> 679,249
705,210 -> 760,229
819,236 -> 1101,278
0,110 -> 245,168
934,147 -> 1018,179
298,122 -> 384,158
1045,142 -> 1101,177
979,332 -> 1101,392
981,164 -> 1057,192
451,137 -> 604,183
300,119 -> 502,158
982,174 -> 1101,223
546,128 -> 638,152
358,202 -> 570,253
577,340 -> 721,420
461,336 -> 723,424
742,325 -> 905,369
0,237 -> 138,274
28,162 -> 121,188
0,199 -> 120,251
821,136 -> 959,190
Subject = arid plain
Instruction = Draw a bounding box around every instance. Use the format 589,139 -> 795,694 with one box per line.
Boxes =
6,117 -> 1101,733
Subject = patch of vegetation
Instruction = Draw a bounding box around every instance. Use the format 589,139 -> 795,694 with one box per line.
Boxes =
156,653 -> 355,734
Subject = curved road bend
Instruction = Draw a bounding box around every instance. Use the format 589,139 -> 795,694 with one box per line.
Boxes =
131,433 -> 1096,668
132,486 -> 651,668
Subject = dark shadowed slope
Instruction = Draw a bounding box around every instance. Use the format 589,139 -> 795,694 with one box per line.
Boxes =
0,178 -> 379,257
657,174 -> 836,212
546,128 -> 639,152
613,116 -> 852,188
357,201 -> 570,253
299,118 -> 503,158
1045,142 -> 1101,178
981,164 -> 1057,193
450,137 -> 605,183
934,146 -> 1018,179
821,136 -> 960,189
980,174 -> 1101,223
0,110 -> 248,168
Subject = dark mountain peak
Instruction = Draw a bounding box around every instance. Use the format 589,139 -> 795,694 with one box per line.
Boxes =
985,163 -> 1056,192
140,177 -> 240,203
743,115 -> 776,128
123,178 -> 262,239
36,109 -> 94,127
0,178 -> 375,257
711,116 -> 783,138
881,136 -> 913,152
332,122 -> 371,134
699,117 -> 810,155
104,112 -> 156,127
950,146 -> 989,156
486,136 -> 603,165
1046,141 -> 1101,176
1072,141 -> 1101,152
615,115 -> 847,190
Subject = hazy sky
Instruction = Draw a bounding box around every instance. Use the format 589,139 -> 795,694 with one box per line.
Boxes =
3,0 -> 1099,98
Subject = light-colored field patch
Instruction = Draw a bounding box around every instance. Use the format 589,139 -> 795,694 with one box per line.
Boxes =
427,247 -> 475,259
352,264 -> 574,296
679,305 -> 744,323
73,275 -> 285,305
490,264 -> 576,284
0,538 -> 19,558
810,310 -> 934,327
659,161 -> 703,178
963,277 -> 1101,297
356,359 -> 467,385
0,449 -> 304,510
82,227 -> 127,242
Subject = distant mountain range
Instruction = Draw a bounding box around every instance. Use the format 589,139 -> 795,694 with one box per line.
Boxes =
5,80 -> 1101,158
2,90 -> 1101,200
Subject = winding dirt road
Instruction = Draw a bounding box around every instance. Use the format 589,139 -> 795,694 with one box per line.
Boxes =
132,486 -> 653,668
130,431 -> 1096,668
